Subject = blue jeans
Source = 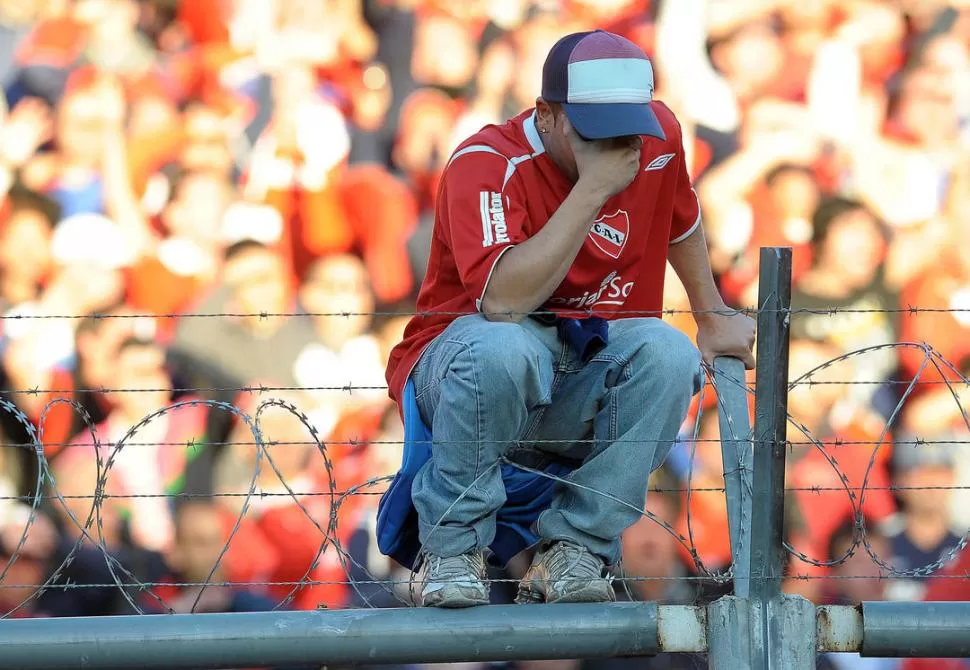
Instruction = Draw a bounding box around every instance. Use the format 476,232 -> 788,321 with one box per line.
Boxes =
410,314 -> 703,565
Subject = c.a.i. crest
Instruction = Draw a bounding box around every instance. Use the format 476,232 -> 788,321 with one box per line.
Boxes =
589,210 -> 629,259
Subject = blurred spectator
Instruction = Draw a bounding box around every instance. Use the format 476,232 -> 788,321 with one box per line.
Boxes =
0,184 -> 59,311
213,395 -> 351,611
882,438 -> 963,601
409,6 -> 479,94
900,357 -> 970,530
789,197 -> 902,417
241,61 -> 421,290
22,70 -> 128,218
711,161 -> 821,304
817,516 -> 899,670
63,335 -> 207,552
145,500 -> 278,614
821,515 -> 892,606
172,239 -> 316,389
343,402 -> 410,608
127,168 -> 235,319
0,300 -> 148,490
785,337 -> 897,600
296,253 -> 389,443
618,466 -> 696,606
666,410 -> 733,573
391,87 -> 455,212
141,499 -> 321,670
447,37 -> 516,151
348,62 -> 395,166
898,162 -> 970,382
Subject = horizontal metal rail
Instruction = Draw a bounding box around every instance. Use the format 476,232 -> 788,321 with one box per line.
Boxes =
0,603 -> 665,670
861,602 -> 970,657
3,601 -> 970,668
818,602 -> 970,657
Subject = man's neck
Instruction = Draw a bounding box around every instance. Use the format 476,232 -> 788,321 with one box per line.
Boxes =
538,133 -> 577,183
904,510 -> 949,551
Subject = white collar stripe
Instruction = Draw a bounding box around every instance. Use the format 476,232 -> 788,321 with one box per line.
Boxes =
523,113 -> 546,155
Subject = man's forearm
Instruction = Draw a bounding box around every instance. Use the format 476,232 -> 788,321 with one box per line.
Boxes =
667,221 -> 727,323
480,182 -> 608,322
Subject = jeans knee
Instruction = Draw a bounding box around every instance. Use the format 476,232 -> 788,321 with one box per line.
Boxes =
631,323 -> 702,392
460,321 -> 550,403
472,322 -> 541,370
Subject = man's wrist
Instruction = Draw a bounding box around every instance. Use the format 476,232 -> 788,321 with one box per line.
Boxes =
571,177 -> 611,211
692,298 -> 731,325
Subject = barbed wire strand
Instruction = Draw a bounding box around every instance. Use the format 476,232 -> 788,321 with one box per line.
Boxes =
4,305 -> 970,323
1,340 -> 970,615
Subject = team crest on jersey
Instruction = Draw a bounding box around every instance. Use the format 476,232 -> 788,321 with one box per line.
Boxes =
589,210 -> 629,259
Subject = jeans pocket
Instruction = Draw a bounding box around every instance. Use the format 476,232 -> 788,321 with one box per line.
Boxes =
412,339 -> 467,410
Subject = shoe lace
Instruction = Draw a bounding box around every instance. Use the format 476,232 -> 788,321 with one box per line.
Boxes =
426,553 -> 484,583
546,542 -> 606,583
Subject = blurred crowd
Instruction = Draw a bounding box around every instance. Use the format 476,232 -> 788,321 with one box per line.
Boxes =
0,0 -> 968,668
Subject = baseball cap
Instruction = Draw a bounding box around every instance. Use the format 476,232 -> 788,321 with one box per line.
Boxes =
541,30 -> 664,141
893,434 -> 958,472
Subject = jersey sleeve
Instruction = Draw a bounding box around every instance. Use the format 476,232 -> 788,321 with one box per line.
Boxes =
669,131 -> 702,245
441,149 -> 528,310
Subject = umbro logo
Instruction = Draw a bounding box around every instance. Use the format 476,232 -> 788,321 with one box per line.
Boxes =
644,153 -> 675,171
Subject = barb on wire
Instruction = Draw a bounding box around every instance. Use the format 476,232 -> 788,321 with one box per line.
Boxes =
6,481 -> 970,506
6,304 -> 970,326
781,342 -> 970,584
8,435 -> 970,451
1,338 -> 970,617
7,374 -> 970,398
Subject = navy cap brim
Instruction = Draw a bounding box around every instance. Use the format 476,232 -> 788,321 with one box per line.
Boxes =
562,102 -> 665,141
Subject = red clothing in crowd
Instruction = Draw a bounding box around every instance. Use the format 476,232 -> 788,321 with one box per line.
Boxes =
386,104 -> 701,403
62,400 -> 209,487
176,0 -> 233,46
15,17 -> 86,69
898,262 -> 970,381
40,366 -> 112,459
788,421 -> 897,580
219,468 -> 365,611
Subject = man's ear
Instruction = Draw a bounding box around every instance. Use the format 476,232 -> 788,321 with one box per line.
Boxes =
536,98 -> 571,135
534,97 -> 553,130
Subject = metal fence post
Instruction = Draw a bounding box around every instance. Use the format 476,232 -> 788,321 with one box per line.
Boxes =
713,356 -> 753,599
708,247 -> 814,669
749,246 -> 792,607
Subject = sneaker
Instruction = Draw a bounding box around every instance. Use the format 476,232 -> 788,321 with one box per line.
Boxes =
416,551 -> 490,608
516,541 -> 615,604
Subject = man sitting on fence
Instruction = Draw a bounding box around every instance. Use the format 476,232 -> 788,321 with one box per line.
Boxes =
378,30 -> 755,608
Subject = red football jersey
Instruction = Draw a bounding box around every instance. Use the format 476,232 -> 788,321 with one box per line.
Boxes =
386,104 -> 700,404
